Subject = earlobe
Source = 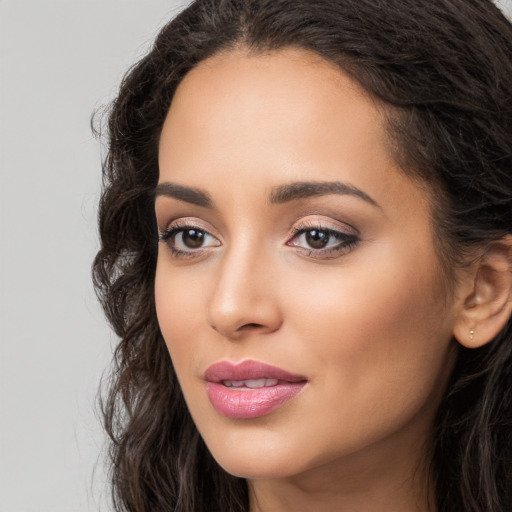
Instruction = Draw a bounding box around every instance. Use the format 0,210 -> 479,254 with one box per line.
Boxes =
453,236 -> 512,349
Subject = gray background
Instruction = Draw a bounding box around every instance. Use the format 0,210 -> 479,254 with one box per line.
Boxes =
1,1 -> 511,511
0,2 -> 188,511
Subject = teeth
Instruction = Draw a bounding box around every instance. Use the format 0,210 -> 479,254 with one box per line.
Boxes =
245,379 -> 278,388
222,378 -> 279,388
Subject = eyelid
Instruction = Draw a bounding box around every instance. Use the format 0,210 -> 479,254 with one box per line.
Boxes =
158,217 -> 220,239
285,216 -> 360,259
287,216 -> 359,238
158,217 -> 222,259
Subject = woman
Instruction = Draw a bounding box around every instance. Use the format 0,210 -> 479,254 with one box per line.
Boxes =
93,1 -> 512,511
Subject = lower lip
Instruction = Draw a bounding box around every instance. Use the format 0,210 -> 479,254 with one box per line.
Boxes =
206,382 -> 306,419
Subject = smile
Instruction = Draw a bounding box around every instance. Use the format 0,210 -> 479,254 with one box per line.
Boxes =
222,378 -> 279,388
204,360 -> 308,419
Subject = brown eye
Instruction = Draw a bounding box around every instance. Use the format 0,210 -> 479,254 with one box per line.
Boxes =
160,224 -> 221,256
305,229 -> 330,249
287,225 -> 359,259
181,229 -> 206,248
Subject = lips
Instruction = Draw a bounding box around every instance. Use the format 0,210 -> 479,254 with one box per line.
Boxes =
204,360 -> 307,419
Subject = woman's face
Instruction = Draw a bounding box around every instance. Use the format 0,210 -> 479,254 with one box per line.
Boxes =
155,48 -> 460,483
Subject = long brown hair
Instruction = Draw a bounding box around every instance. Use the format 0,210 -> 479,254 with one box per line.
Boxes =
93,1 -> 512,510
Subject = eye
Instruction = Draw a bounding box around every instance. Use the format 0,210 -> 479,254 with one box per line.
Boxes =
159,222 -> 221,257
301,229 -> 335,249
287,224 -> 358,258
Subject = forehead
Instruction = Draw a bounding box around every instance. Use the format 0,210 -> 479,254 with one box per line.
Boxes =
164,47 -> 384,131
159,48 -> 396,189
171,47 -> 370,116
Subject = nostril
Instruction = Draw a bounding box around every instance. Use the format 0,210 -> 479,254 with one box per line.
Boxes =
238,322 -> 279,335
239,322 -> 265,331
209,321 -> 263,333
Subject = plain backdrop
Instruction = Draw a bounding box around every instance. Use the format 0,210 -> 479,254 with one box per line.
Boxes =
0,2 -> 188,511
1,1 -> 511,511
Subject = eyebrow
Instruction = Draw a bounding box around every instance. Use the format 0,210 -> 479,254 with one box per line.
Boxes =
270,181 -> 380,207
153,182 -> 213,208
153,180 -> 379,209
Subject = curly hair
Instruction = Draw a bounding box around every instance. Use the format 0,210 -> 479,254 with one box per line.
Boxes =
93,1 -> 512,511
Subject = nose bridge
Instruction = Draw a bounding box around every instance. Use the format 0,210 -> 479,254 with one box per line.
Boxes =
206,233 -> 281,337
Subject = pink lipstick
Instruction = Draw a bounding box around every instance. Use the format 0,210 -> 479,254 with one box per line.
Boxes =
204,360 -> 307,419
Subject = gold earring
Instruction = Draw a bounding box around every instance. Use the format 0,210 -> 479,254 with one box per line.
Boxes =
469,329 -> 475,341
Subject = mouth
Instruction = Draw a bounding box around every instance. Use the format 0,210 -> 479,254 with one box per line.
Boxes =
204,360 -> 308,419
221,378 -> 280,388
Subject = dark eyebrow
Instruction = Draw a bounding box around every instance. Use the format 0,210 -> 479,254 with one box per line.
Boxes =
154,180 -> 379,209
153,182 -> 214,208
270,181 -> 380,208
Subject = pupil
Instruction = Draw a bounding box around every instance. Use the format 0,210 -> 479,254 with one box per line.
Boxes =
306,230 -> 329,249
183,229 -> 204,248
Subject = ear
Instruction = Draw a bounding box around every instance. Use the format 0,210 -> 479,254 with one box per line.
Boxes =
453,235 -> 512,349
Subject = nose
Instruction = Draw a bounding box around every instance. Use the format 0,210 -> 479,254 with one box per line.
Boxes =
206,243 -> 283,340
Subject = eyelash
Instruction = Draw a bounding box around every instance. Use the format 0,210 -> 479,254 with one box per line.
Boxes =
159,220 -> 359,260
286,223 -> 358,258
159,220 -> 219,259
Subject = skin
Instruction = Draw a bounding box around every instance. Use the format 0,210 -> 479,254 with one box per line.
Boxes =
154,48 -> 465,512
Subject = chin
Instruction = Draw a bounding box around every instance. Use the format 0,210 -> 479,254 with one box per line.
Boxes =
201,432 -> 300,479
214,454 -> 302,480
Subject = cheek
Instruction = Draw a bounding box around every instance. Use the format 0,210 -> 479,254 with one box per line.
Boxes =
154,257 -> 209,372
285,243 -> 446,344
281,239 -> 454,427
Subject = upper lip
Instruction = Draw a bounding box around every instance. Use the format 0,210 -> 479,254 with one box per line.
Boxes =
204,360 -> 307,383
